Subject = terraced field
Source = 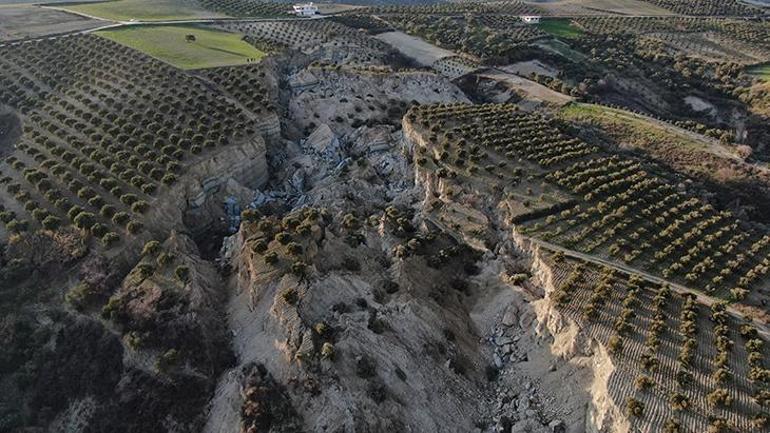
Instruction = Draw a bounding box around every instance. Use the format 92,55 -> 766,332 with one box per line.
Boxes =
546,256 -> 769,433
0,34 -> 275,246
406,103 -> 770,303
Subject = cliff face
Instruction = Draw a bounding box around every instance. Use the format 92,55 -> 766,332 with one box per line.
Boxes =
200,117 -> 634,433
403,116 -> 631,433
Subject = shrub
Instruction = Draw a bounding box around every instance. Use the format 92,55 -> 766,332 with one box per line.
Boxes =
275,231 -> 292,245
635,375 -> 654,391
65,282 -> 99,310
252,240 -> 268,254
112,211 -> 130,225
626,397 -> 644,418
142,240 -> 161,256
264,251 -> 278,265
706,388 -> 732,407
321,342 -> 335,360
663,418 -> 682,433
281,288 -> 298,305
41,215 -> 61,230
155,349 -> 180,373
669,392 -> 689,411
291,261 -> 307,276
91,223 -> 109,238
242,209 -> 260,222
131,200 -> 149,213
157,252 -> 174,267
286,242 -> 303,256
126,220 -> 143,234
607,335 -> 623,355
101,232 -> 119,246
175,265 -> 190,284
73,211 -> 96,230
707,417 -> 728,433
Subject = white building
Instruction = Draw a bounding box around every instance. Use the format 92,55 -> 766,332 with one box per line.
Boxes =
520,15 -> 541,24
293,2 -> 318,16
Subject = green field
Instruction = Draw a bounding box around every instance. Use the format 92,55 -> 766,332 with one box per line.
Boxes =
748,63 -> 770,80
538,18 -> 583,39
62,0 -> 223,21
97,25 -> 265,69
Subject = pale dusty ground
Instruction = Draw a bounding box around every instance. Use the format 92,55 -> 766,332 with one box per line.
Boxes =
502,60 -> 560,79
375,31 -> 455,66
479,70 -> 574,106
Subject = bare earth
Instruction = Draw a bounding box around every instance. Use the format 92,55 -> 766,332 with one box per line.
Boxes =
375,31 -> 455,66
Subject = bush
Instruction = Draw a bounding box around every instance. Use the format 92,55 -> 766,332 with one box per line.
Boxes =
73,211 -> 96,230
281,288 -> 298,305
175,265 -> 190,284
321,342 -> 334,360
156,252 -> 174,267
706,389 -> 731,407
41,215 -> 61,230
663,418 -> 682,433
669,392 -> 689,411
275,231 -> 292,245
252,240 -> 268,254
707,417 -> 728,433
155,349 -> 180,373
635,375 -> 654,391
126,220 -> 143,234
101,232 -> 120,246
112,211 -> 130,225
64,282 -> 99,310
91,223 -> 109,238
264,251 -> 278,265
142,240 -> 161,256
291,261 -> 307,276
626,397 -> 644,418
131,200 -> 149,213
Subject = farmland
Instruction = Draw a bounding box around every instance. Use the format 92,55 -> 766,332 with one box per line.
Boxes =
538,18 -> 583,39
544,255 -> 769,433
0,34 -> 274,248
405,102 -> 770,306
3,1 -> 770,433
61,0 -> 223,21
96,25 -> 266,69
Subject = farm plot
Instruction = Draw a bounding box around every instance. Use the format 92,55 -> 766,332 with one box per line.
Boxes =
546,256 -> 769,433
0,5 -> 101,41
380,14 -> 546,65
406,103 -> 770,304
213,20 -> 394,64
572,17 -> 770,62
0,34 -> 273,246
97,25 -> 266,69
639,0 -> 764,16
61,0 -> 223,21
360,1 -> 544,16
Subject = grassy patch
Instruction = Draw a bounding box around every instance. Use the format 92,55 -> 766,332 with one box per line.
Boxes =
538,19 -> 583,39
62,0 -> 223,21
747,63 -> 770,80
97,25 -> 265,69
